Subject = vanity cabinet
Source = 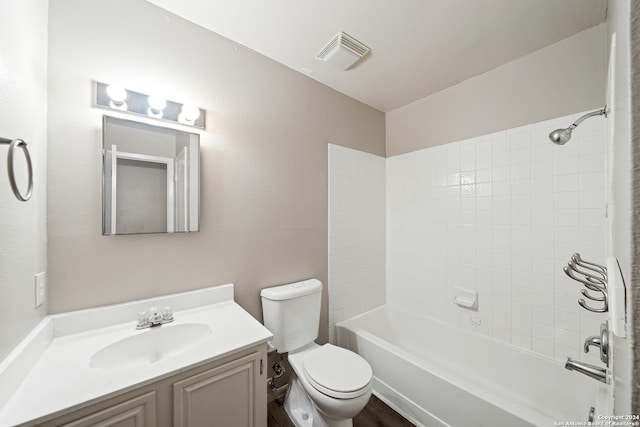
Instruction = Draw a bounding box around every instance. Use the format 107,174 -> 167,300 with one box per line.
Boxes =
173,351 -> 264,427
37,345 -> 267,427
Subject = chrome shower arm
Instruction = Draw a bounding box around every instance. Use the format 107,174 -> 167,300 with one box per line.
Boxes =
569,108 -> 607,129
549,107 -> 607,145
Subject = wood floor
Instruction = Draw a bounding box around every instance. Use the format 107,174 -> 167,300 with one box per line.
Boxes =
267,395 -> 415,427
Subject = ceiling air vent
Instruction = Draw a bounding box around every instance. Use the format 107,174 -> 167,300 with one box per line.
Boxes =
315,32 -> 370,70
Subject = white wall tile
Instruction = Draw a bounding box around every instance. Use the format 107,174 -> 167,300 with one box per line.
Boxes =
532,160 -> 555,177
554,140 -> 580,159
555,156 -> 581,175
532,338 -> 555,358
511,148 -> 532,166
532,143 -> 554,162
532,176 -> 555,193
532,305 -> 554,325
493,166 -> 510,182
493,181 -> 511,196
328,144 -> 386,342
386,111 -> 607,361
494,326 -> 512,343
581,173 -> 606,193
579,135 -> 605,155
580,190 -> 605,209
580,154 -> 605,173
492,136 -> 510,153
512,332 -> 532,350
493,151 -> 510,168
555,174 -> 581,193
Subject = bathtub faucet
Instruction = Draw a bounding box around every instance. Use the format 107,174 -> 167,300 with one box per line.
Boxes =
565,358 -> 607,383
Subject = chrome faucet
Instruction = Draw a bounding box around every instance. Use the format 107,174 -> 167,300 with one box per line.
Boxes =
565,358 -> 607,383
584,322 -> 610,366
565,321 -> 610,383
136,306 -> 174,329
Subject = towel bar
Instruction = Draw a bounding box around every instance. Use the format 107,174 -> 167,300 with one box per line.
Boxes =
0,137 -> 33,201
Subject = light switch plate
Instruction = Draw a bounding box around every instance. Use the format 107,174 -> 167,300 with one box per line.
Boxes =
35,272 -> 46,308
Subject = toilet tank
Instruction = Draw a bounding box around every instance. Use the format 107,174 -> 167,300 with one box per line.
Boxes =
260,279 -> 322,353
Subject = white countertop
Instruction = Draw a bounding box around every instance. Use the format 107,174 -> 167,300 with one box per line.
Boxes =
0,284 -> 272,426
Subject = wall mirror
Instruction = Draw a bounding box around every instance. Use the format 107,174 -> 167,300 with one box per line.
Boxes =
102,116 -> 200,235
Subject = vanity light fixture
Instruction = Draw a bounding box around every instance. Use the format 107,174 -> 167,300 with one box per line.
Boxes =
95,81 -> 206,129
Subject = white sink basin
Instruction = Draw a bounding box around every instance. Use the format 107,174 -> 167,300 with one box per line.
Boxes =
90,323 -> 211,369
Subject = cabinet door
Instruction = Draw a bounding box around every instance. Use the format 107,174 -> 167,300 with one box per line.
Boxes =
62,392 -> 156,427
173,351 -> 264,427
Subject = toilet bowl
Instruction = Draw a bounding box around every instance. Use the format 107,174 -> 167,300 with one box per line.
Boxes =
260,279 -> 373,427
285,343 -> 372,427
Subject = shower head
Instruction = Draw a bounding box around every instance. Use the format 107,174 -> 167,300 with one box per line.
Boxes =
548,107 -> 606,145
549,127 -> 573,145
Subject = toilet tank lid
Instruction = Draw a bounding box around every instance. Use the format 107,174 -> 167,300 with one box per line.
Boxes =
260,279 -> 322,301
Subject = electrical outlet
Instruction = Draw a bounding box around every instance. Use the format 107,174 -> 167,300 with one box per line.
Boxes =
35,272 -> 46,308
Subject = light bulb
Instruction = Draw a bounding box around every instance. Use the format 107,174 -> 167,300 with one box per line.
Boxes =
179,104 -> 201,125
147,95 -> 166,118
148,95 -> 166,112
181,104 -> 200,122
106,85 -> 127,103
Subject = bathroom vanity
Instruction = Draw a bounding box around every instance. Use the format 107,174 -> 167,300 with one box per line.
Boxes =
0,284 -> 272,427
39,346 -> 265,427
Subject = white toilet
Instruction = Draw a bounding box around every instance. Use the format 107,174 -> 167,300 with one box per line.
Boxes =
261,279 -> 373,427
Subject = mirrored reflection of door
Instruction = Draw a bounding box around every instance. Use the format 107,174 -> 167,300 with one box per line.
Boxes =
110,146 -> 174,234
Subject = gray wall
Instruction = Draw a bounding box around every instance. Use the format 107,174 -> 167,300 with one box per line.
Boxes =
0,0 -> 48,361
46,0 -> 385,344
386,24 -> 607,156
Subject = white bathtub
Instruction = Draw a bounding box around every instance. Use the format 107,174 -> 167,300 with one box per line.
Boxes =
336,305 -> 603,427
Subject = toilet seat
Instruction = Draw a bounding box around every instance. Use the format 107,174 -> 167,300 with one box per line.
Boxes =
302,344 -> 372,399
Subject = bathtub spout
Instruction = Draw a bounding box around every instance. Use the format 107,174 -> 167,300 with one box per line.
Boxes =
565,358 -> 607,383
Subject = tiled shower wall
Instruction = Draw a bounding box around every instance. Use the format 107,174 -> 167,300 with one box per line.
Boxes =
328,144 -> 386,342
386,111 -> 607,363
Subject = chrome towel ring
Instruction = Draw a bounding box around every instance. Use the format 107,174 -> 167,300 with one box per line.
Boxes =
0,137 -> 33,202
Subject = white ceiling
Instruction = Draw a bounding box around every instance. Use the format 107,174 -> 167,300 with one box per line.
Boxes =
146,0 -> 607,112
